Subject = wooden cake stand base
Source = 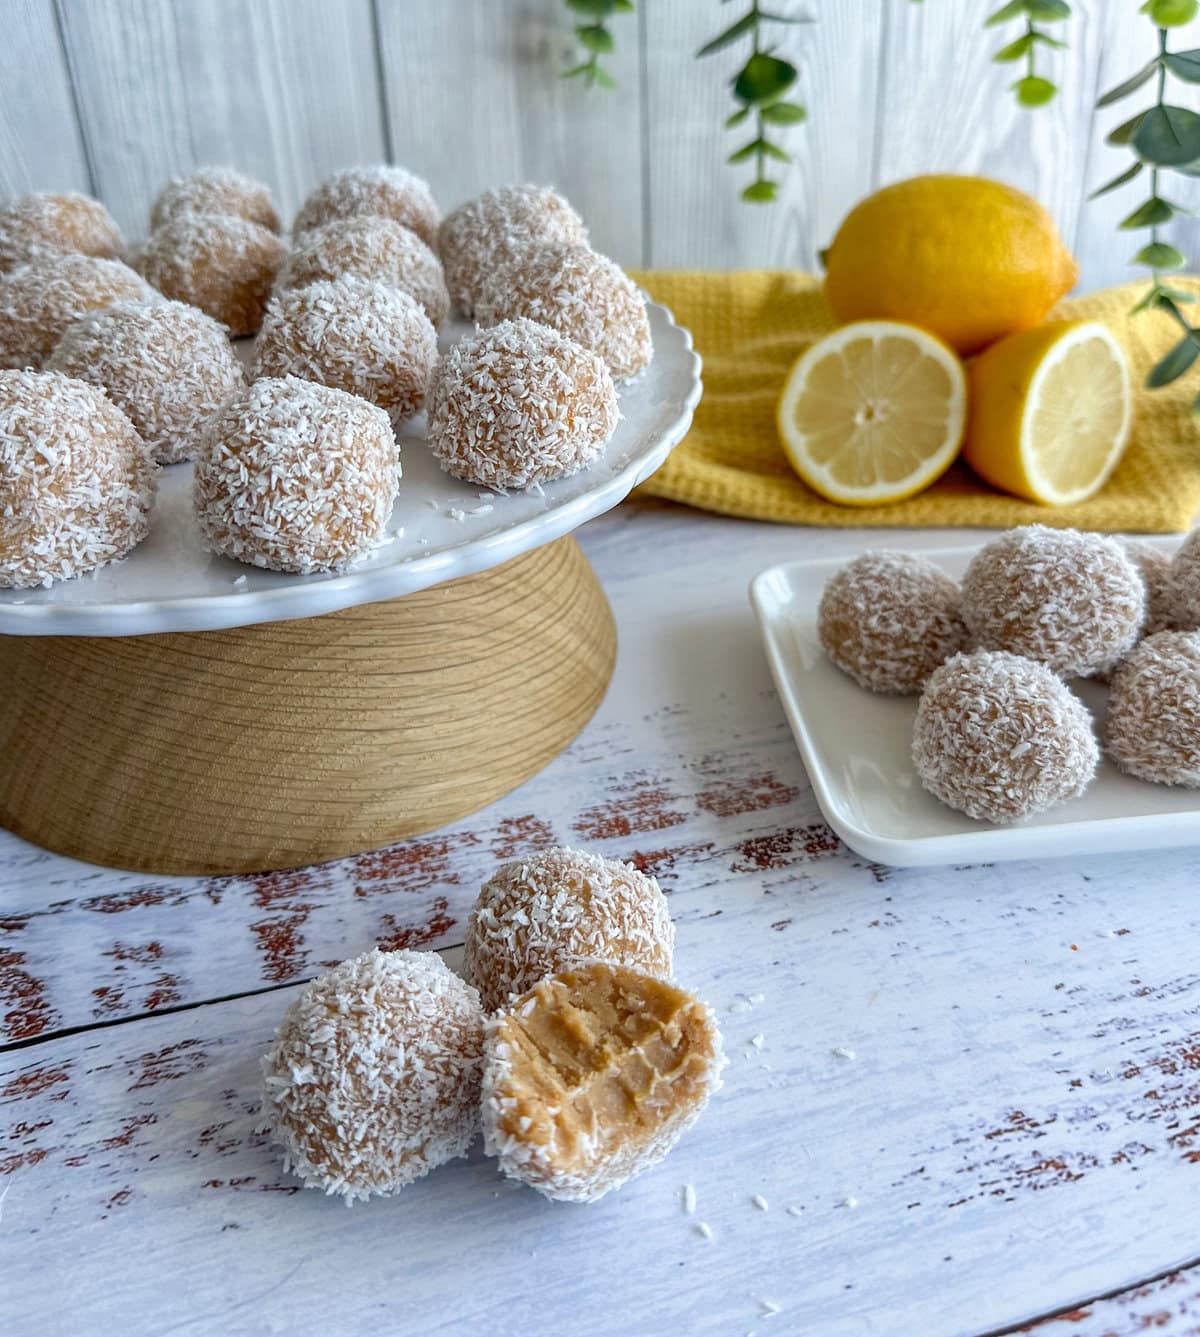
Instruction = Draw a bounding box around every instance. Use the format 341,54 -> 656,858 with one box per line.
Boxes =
0,536 -> 615,876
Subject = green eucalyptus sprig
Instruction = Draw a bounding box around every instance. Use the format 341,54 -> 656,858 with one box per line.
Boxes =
697,0 -> 811,203
985,0 -> 1072,107
1092,0 -> 1200,402
562,0 -> 634,90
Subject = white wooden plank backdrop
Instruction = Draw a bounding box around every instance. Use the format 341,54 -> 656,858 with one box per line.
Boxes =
3,0 -> 1200,286
4,504 -> 1200,1335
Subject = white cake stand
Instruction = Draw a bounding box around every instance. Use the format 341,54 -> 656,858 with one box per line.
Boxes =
0,301 -> 701,875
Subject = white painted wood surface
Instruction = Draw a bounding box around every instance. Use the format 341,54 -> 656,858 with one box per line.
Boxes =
3,504 -> 1200,1336
2,0 -> 1199,285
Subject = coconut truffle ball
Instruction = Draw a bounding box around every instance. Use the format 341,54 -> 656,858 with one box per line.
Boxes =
1167,527 -> 1200,632
1105,631 -> 1200,787
961,525 -> 1145,679
274,215 -> 449,326
46,299 -> 245,464
0,192 -> 124,274
0,369 -> 156,588
476,242 -> 652,380
149,166 -> 280,234
262,948 -> 484,1202
483,961 -> 724,1203
912,650 -> 1099,823
427,318 -> 618,491
293,165 -> 440,247
254,278 -> 437,425
438,184 -> 588,318
463,847 -> 675,1013
1124,540 -> 1176,637
136,213 -> 286,337
0,254 -> 156,369
819,551 -> 968,694
193,375 -> 399,573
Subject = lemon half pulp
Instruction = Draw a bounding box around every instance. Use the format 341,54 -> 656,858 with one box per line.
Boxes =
776,320 -> 968,506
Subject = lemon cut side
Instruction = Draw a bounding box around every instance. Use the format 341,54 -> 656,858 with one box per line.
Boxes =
964,320 -> 1132,507
776,320 -> 968,506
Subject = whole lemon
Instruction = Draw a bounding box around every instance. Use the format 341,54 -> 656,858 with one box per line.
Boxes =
823,175 -> 1078,356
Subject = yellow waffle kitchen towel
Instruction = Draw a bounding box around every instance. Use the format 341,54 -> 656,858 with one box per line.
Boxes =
631,270 -> 1200,532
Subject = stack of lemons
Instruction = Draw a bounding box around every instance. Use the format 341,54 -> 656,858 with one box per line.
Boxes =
777,175 -> 1132,508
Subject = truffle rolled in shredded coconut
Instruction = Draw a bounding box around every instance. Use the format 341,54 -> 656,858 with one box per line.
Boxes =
149,166 -> 281,234
292,165 -> 440,247
274,216 -> 449,326
463,847 -> 676,1013
818,550 -> 968,694
437,184 -> 588,318
193,375 -> 399,574
1124,540 -> 1176,638
426,317 -> 618,491
482,961 -> 725,1203
254,277 -> 437,425
47,299 -> 245,464
136,213 -> 286,337
1167,527 -> 1200,632
262,948 -> 484,1202
0,254 -> 156,369
961,525 -> 1145,678
0,369 -> 156,588
0,192 -> 123,274
475,242 -> 651,379
1105,631 -> 1200,787
912,650 -> 1099,823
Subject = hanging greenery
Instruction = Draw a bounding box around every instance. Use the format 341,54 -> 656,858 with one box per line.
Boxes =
985,0 -> 1072,106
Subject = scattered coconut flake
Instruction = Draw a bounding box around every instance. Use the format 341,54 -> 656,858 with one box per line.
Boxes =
839,1196 -> 859,1209
447,507 -> 466,522
750,1033 -> 765,1049
786,1205 -> 803,1217
752,1194 -> 769,1212
832,1046 -> 856,1061
759,1301 -> 782,1318
694,1221 -> 713,1242
232,574 -> 248,587
682,1184 -> 696,1215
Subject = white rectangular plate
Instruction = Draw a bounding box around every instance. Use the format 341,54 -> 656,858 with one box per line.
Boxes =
749,538 -> 1200,867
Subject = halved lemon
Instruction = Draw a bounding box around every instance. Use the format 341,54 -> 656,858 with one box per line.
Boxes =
963,320 -> 1132,506
776,321 -> 968,506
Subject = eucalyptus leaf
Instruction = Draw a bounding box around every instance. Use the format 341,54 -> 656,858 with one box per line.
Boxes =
1014,75 -> 1058,106
593,66 -> 617,89
725,107 -> 752,128
612,0 -> 635,10
576,23 -> 615,54
994,33 -> 1035,62
1107,110 -> 1147,145
1134,239 -> 1187,269
1120,196 -> 1175,228
1158,283 -> 1198,302
984,0 -> 1027,27
1191,389 -> 1200,414
1023,0 -> 1071,17
761,140 -> 792,161
566,0 -> 616,17
1165,49 -> 1200,82
760,100 -> 807,125
1096,59 -> 1159,107
1030,31 -> 1067,48
742,180 -> 778,203
1140,0 -> 1199,25
1088,160 -> 1144,198
1132,104 -> 1200,166
1146,333 -> 1200,387
696,12 -> 757,57
728,139 -> 763,164
733,53 -> 798,105
561,62 -> 593,79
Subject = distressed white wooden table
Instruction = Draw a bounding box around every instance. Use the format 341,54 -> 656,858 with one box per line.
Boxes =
3,501 -> 1198,1337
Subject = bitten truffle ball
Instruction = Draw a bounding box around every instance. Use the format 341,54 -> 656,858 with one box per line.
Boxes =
254,277 -> 437,424
1105,631 -> 1200,787
149,166 -> 280,233
476,242 -> 651,379
292,165 -> 440,246
1167,527 -> 1200,632
47,299 -> 245,463
818,550 -> 969,694
426,317 -> 617,491
0,369 -> 156,588
437,184 -> 588,318
912,650 -> 1099,823
0,254 -> 156,368
961,525 -> 1145,678
274,215 -> 449,326
262,948 -> 484,1202
137,213 -> 286,337
193,375 -> 399,573
463,847 -> 675,1013
0,192 -> 123,274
